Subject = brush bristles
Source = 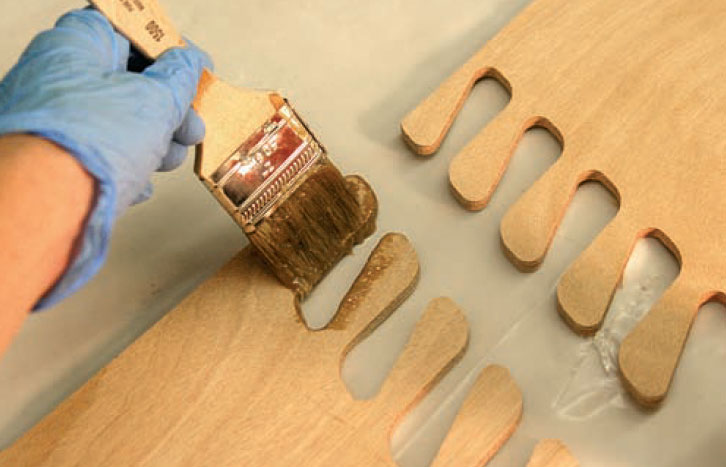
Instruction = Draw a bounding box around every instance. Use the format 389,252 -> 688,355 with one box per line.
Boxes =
248,162 -> 377,298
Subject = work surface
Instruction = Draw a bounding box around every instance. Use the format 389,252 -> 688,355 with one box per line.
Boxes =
1,1 -> 725,465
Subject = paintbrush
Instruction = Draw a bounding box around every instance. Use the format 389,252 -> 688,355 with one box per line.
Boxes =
90,0 -> 377,299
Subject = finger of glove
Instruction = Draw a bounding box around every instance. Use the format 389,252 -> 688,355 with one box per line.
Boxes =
141,42 -> 210,126
132,181 -> 154,205
158,141 -> 190,172
22,9 -> 130,72
173,109 -> 206,146
182,37 -> 214,71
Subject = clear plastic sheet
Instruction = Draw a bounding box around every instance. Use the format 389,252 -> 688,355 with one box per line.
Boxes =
2,1 -> 725,465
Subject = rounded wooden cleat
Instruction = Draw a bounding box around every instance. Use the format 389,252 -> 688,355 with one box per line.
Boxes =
378,297 -> 469,410
557,214 -> 637,334
619,274 -> 704,407
431,364 -> 522,467
328,232 -> 419,349
448,101 -> 532,211
500,158 -> 582,272
526,439 -> 578,467
401,58 -> 506,156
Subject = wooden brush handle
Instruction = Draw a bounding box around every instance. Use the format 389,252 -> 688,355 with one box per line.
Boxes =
89,0 -> 292,205
89,0 -> 185,60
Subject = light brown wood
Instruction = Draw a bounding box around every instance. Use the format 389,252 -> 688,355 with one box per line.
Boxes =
431,365 -> 522,467
402,0 -> 726,406
526,439 -> 578,467
192,71 -> 280,189
0,233 -> 523,465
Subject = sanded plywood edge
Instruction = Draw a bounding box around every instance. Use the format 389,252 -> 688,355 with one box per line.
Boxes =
431,365 -> 522,467
526,439 -> 578,467
400,0 -> 726,405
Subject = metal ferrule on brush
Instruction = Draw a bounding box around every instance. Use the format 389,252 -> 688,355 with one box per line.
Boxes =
201,99 -> 376,298
209,102 -> 327,232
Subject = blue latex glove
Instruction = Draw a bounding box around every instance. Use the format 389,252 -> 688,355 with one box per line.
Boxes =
0,8 -> 212,309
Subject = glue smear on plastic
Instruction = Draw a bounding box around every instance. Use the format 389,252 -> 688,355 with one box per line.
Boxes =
553,273 -> 664,419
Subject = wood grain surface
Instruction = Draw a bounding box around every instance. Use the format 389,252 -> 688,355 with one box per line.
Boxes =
191,70 -> 281,192
402,0 -> 726,406
0,233 -> 523,465
431,365 -> 522,467
526,439 -> 578,467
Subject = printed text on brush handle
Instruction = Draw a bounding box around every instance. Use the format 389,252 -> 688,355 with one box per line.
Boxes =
116,0 -> 167,43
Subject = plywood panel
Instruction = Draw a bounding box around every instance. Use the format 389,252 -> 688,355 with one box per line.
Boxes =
0,233 -> 523,465
402,0 -> 726,406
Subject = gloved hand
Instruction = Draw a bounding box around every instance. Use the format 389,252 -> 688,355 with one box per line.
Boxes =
0,8 -> 212,308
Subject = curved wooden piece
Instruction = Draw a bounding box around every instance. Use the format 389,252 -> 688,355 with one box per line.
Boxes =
400,49 -> 506,156
431,365 -> 523,467
499,157 -> 583,272
329,233 -> 419,348
619,274 -> 706,406
402,0 -> 726,405
377,297 -> 469,410
556,214 -> 639,333
448,100 -> 532,211
526,439 -> 578,467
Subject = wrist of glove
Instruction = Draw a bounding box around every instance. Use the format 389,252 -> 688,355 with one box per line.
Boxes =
0,8 -> 212,309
